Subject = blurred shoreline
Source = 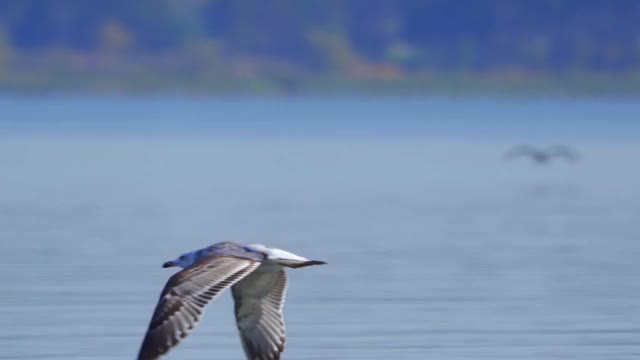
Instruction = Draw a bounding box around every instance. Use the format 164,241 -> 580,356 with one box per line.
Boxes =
2,1 -> 639,96
1,52 -> 640,96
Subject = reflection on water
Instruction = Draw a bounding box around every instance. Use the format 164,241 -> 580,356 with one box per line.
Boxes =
1,100 -> 640,359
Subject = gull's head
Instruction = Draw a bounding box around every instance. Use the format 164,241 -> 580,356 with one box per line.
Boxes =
163,251 -> 197,269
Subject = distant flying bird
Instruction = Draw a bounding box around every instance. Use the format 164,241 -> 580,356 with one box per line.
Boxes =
137,241 -> 326,360
505,145 -> 579,164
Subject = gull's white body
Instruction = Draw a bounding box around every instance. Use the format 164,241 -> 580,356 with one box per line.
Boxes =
246,244 -> 310,262
137,241 -> 325,360
168,244 -> 311,268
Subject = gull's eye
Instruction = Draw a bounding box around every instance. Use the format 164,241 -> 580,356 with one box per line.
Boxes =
180,255 -> 187,261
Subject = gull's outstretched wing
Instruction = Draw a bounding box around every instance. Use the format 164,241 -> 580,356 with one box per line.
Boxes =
549,145 -> 579,161
232,267 -> 288,360
505,144 -> 539,159
138,256 -> 261,360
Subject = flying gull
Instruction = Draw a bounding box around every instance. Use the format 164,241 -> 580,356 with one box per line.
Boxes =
505,144 -> 579,164
137,241 -> 326,360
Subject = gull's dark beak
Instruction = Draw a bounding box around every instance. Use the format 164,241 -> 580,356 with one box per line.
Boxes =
162,261 -> 176,268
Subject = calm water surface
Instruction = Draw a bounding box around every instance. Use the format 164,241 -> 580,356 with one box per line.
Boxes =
1,97 -> 639,359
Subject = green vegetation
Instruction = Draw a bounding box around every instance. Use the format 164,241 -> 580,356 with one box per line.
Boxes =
1,0 -> 639,94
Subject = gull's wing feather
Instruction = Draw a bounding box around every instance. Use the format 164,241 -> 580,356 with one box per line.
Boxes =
138,255 -> 261,360
505,144 -> 539,159
232,268 -> 288,360
549,145 -> 579,161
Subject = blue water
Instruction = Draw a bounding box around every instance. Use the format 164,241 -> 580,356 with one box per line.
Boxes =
1,96 -> 639,359
2,96 -> 640,139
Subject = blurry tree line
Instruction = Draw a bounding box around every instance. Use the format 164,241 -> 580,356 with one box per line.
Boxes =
0,0 -> 639,92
